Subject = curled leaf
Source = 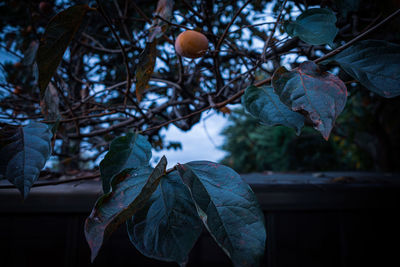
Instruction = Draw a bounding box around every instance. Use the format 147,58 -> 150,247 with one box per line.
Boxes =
272,61 -> 347,140
85,156 -> 167,262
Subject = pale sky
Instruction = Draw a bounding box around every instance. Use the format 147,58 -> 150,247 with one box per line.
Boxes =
152,111 -> 229,168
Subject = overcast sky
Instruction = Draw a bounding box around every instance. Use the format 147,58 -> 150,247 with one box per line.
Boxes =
152,111 -> 230,168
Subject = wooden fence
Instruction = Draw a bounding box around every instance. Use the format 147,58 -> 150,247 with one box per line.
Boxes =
0,172 -> 399,267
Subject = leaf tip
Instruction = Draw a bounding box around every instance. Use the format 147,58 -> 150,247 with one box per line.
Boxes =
84,219 -> 101,263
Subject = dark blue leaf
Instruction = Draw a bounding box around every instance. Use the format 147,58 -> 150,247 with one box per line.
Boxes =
242,85 -> 304,134
37,5 -> 90,96
284,8 -> 338,46
127,170 -> 203,265
100,132 -> 152,193
177,161 -> 266,267
0,122 -> 52,198
327,40 -> 400,98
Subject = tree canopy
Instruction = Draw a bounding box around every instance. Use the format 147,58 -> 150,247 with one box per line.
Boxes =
1,0 -> 399,173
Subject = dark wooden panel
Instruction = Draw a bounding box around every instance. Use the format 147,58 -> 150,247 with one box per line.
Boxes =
272,211 -> 342,267
1,172 -> 400,267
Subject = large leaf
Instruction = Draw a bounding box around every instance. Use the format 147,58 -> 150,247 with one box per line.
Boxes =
272,61 -> 347,140
176,161 -> 266,267
0,122 -> 52,198
127,170 -> 203,265
135,40 -> 157,102
100,132 -> 152,193
37,5 -> 89,96
85,156 -> 167,262
242,85 -> 305,134
326,40 -> 400,98
284,8 -> 338,46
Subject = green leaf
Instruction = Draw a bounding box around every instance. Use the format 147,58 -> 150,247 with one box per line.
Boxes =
127,170 -> 203,265
284,8 -> 338,46
85,156 -> 167,262
37,5 -> 89,96
176,161 -> 266,267
327,40 -> 400,98
272,61 -> 347,140
0,122 -> 52,198
100,132 -> 152,193
135,40 -> 157,102
242,85 -> 304,134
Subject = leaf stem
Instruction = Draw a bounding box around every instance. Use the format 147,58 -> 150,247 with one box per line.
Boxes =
0,172 -> 100,189
260,0 -> 288,62
215,0 -> 252,52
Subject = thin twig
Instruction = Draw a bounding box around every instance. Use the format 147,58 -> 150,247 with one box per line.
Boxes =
0,173 -> 100,189
261,0 -> 288,62
215,0 -> 252,52
95,0 -> 132,107
315,8 -> 400,64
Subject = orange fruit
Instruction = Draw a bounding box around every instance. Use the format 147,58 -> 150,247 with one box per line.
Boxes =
175,30 -> 208,59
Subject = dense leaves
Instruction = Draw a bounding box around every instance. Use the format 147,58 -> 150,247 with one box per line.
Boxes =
37,5 -> 89,96
220,108 -> 367,173
284,8 -> 338,46
177,161 -> 266,267
99,133 -> 152,193
327,40 -> 400,98
85,156 -> 167,261
242,85 -> 304,134
127,170 -> 203,265
272,61 -> 347,140
0,122 -> 52,198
